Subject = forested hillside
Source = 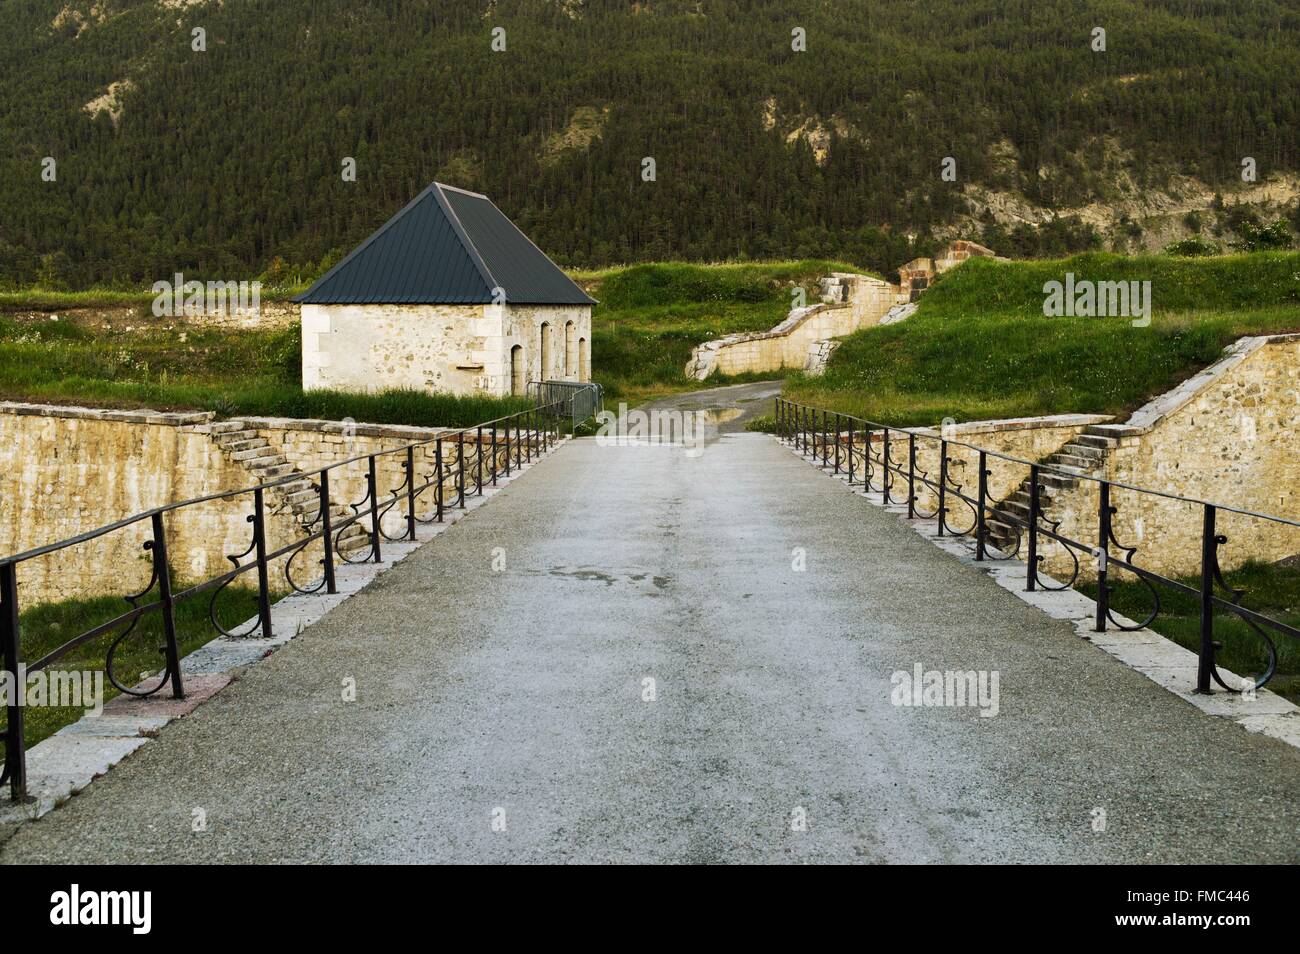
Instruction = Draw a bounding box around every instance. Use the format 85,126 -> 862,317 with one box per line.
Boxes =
2,0 -> 1298,288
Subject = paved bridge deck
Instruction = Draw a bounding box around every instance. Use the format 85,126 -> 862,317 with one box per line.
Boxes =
2,431 -> 1297,863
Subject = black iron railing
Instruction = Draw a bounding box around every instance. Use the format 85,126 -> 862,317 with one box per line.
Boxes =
775,397 -> 1299,698
528,380 -> 603,430
0,400 -> 572,801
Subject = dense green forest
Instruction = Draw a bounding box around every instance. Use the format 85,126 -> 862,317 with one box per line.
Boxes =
1,0 -> 1297,288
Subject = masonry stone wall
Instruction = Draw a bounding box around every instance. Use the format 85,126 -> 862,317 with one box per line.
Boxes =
0,405 -> 304,606
833,335 -> 1299,581
690,275 -> 905,379
0,300 -> 300,333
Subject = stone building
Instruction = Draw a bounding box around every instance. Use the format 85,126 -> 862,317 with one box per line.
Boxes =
296,182 -> 595,397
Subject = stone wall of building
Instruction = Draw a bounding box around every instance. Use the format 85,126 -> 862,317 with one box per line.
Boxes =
500,304 -> 592,394
301,303 -> 489,396
301,302 -> 591,398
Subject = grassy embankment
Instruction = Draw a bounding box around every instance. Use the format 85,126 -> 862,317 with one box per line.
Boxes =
778,251 -> 1300,427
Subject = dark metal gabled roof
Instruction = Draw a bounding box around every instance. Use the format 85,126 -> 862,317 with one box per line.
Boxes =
295,182 -> 595,306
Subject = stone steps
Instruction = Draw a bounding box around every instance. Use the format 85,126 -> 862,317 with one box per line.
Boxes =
985,424 -> 1117,552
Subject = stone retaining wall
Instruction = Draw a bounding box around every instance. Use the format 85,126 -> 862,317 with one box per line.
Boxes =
0,404 -> 529,607
688,275 -> 905,379
0,404 -> 285,605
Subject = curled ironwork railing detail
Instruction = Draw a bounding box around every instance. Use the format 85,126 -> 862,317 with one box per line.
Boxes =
106,539 -> 173,697
283,486 -> 329,597
1100,515 -> 1160,630
1207,532 -> 1277,693
209,515 -> 265,639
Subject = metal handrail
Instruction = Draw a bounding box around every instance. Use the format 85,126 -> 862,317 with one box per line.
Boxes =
0,399 -> 569,801
527,380 -> 603,429
774,396 -> 1299,700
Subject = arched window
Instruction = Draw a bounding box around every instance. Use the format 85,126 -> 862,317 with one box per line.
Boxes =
564,320 -> 575,377
509,344 -> 524,396
578,337 -> 588,382
539,322 -> 551,378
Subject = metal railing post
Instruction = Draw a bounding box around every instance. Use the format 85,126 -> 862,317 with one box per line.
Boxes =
906,433 -> 916,519
504,424 -> 512,477
525,413 -> 532,464
881,428 -> 891,505
320,470 -> 337,594
477,427 -> 485,494
1,562 -> 27,802
975,450 -> 988,561
457,434 -> 466,509
1196,504 -> 1217,693
150,512 -> 185,699
491,426 -> 499,485
367,455 -> 383,563
406,446 -> 417,540
252,487 -> 275,637
435,438 -> 445,521
821,411 -> 830,466
937,441 -> 948,536
834,414 -> 842,474
1026,464 -> 1039,591
1095,482 -> 1110,631
847,422 -> 855,484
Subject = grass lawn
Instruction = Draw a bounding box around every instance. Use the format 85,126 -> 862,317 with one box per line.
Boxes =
0,312 -> 531,427
1080,561 -> 1300,704
781,251 -> 1300,427
9,585 -> 268,749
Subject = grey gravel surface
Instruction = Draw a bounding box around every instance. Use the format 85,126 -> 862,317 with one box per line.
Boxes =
2,433 -> 1297,863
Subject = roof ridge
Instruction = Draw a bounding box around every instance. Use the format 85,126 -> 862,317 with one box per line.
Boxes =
432,182 -> 498,297
293,182 -> 446,303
